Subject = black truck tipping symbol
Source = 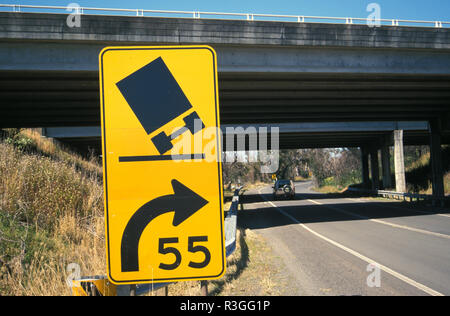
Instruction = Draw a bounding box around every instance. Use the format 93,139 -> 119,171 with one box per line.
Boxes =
116,56 -> 205,155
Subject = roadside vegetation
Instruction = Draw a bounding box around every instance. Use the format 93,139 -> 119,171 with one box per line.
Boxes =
0,129 -> 105,295
223,146 -> 449,196
222,149 -> 360,191
310,146 -> 450,195
404,146 -> 450,195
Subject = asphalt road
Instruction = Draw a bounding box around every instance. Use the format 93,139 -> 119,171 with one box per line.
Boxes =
238,181 -> 450,296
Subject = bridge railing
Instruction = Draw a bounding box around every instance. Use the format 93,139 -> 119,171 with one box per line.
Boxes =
1,4 -> 449,28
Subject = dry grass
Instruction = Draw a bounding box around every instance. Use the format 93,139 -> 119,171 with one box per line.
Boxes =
311,185 -> 346,194
414,172 -> 450,195
242,181 -> 271,192
293,175 -> 311,181
404,146 -> 450,195
445,173 -> 450,195
405,151 -> 430,173
21,129 -> 102,175
0,129 -> 105,295
163,228 -> 291,296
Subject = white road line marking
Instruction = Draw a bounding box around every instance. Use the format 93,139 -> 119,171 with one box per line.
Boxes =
346,197 -> 450,218
308,199 -> 450,240
258,190 -> 444,296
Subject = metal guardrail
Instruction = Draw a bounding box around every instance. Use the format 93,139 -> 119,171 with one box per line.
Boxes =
347,187 -> 435,203
224,187 -> 242,257
0,4 -> 449,28
376,190 -> 432,202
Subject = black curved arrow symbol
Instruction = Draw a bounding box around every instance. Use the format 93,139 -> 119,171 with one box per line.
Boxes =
121,179 -> 209,272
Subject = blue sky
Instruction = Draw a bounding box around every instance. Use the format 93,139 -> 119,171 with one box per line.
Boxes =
2,1 -> 449,21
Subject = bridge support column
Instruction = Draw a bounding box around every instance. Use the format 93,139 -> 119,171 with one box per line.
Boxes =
370,147 -> 380,190
361,147 -> 370,189
381,138 -> 392,190
394,130 -> 406,193
429,120 -> 445,206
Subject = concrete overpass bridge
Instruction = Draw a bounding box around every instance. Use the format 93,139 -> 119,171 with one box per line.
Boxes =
0,7 -> 449,201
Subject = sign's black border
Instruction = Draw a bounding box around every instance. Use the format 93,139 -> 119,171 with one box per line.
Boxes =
100,46 -> 224,284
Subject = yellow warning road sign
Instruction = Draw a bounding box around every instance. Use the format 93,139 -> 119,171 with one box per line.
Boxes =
99,46 -> 225,285
72,276 -> 117,296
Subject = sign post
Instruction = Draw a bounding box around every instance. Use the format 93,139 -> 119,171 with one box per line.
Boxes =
99,46 -> 225,285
